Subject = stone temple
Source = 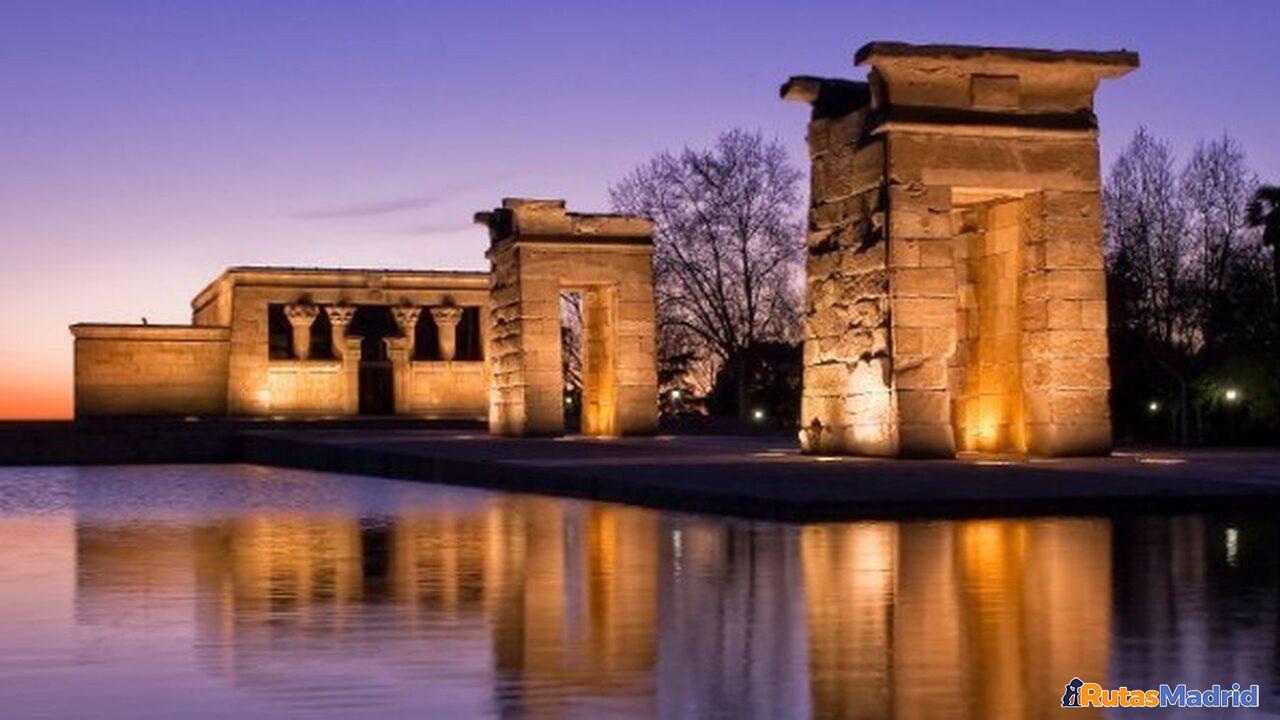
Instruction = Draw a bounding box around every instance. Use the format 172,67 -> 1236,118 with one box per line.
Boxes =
72,40 -> 1135,456
783,42 -> 1137,457
71,199 -> 659,437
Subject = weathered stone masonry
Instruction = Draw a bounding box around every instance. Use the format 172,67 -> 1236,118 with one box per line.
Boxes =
784,42 -> 1137,457
478,199 -> 659,437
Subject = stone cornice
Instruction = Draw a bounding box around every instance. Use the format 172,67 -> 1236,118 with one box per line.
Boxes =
70,324 -> 231,342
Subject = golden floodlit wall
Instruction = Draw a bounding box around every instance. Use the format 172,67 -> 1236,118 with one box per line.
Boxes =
479,199 -> 659,437
784,42 -> 1137,457
72,267 -> 490,418
70,324 -> 231,416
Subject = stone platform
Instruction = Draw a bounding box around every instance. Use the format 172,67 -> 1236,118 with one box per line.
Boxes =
3,421 -> 1279,521
238,429 -> 1280,520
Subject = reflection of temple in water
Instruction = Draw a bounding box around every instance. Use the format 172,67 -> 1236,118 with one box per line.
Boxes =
71,499 -> 1122,718
801,519 -> 1112,720
73,499 -> 661,716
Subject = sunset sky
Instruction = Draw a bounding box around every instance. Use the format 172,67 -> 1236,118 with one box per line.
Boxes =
3,0 -> 1277,419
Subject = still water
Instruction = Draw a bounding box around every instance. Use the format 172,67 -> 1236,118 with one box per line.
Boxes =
0,464 -> 1275,719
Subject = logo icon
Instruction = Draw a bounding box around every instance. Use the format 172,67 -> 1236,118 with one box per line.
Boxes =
1062,677 -> 1084,708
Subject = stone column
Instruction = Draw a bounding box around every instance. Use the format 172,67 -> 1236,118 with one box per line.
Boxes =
390,305 -> 422,358
284,303 -> 319,360
429,305 -> 464,361
341,335 -> 362,414
384,336 -> 411,414
325,304 -> 357,359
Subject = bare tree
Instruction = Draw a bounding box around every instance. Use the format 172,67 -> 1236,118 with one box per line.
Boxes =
560,291 -> 583,392
1105,127 -> 1196,440
1106,127 -> 1192,348
1181,134 -> 1258,353
1106,128 -> 1274,444
610,129 -> 805,417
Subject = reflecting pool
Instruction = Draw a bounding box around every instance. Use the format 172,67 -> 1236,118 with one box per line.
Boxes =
0,465 -> 1275,719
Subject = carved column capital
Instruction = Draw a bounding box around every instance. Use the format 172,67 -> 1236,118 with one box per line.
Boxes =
284,303 -> 320,327
391,305 -> 422,333
325,304 -> 356,327
326,304 -> 357,359
283,303 -> 319,360
391,305 -> 422,358
429,305 -> 464,328
430,305 -> 465,361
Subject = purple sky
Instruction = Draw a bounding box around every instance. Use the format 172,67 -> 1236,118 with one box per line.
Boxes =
2,0 -> 1277,417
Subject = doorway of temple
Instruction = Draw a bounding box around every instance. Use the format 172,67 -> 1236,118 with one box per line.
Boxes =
349,305 -> 398,415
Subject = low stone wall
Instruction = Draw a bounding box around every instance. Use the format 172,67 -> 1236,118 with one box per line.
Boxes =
71,324 -> 230,417
404,360 -> 486,419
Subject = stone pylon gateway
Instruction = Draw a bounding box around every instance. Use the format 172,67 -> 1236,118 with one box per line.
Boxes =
783,42 -> 1138,457
477,199 -> 659,437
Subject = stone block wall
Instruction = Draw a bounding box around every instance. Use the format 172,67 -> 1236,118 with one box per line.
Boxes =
71,325 -> 230,416
799,99 -> 899,455
265,359 -> 356,415
785,42 -> 1134,457
480,199 -> 658,437
405,361 -> 487,418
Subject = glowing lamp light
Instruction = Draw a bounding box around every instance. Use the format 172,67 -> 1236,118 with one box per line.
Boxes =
564,396 -> 573,406
752,408 -> 765,422
1148,401 -> 1160,413
1224,388 -> 1240,403
670,389 -> 681,401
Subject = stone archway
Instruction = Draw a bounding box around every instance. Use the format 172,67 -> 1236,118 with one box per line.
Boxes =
477,199 -> 659,437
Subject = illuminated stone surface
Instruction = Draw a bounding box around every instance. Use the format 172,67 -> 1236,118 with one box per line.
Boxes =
429,305 -> 465,361
477,199 -> 659,437
784,41 -> 1137,457
71,204 -> 659,432
72,267 -> 491,418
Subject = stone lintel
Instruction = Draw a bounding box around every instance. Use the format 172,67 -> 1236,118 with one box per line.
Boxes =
855,42 -> 1139,76
475,198 -> 652,247
872,106 -> 1099,137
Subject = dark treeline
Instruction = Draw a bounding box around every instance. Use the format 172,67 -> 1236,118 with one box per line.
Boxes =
1106,128 -> 1279,445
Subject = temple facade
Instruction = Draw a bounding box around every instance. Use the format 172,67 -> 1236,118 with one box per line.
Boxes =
72,266 -> 491,419
71,199 -> 660,435
784,42 -> 1137,457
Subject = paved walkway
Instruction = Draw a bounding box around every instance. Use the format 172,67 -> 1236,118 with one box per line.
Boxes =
240,429 -> 1280,521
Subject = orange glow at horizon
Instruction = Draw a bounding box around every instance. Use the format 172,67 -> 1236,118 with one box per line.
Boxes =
0,371 -> 72,420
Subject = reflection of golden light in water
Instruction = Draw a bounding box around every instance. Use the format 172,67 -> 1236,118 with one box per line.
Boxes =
56,477 -> 1114,718
802,518 -> 1110,719
802,523 -> 897,718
